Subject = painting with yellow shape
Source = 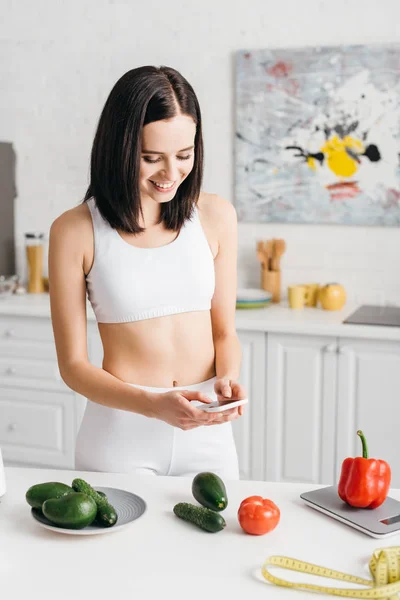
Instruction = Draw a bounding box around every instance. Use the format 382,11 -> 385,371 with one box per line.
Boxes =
235,44 -> 400,225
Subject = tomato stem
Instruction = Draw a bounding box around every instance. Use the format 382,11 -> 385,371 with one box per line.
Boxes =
357,430 -> 368,459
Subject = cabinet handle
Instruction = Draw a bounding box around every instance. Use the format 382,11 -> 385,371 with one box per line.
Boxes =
338,346 -> 352,355
4,329 -> 15,338
7,423 -> 17,432
324,343 -> 337,353
5,367 -> 16,375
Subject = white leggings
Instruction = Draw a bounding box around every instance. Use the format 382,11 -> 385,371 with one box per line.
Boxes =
75,376 -> 240,480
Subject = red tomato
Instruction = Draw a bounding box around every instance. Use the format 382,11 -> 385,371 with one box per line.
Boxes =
238,495 -> 280,535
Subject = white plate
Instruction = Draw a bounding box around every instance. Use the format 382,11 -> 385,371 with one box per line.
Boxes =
30,486 -> 146,535
236,288 -> 272,302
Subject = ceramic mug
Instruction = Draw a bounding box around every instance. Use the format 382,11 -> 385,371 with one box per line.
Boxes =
301,283 -> 320,307
288,285 -> 307,309
0,448 -> 6,497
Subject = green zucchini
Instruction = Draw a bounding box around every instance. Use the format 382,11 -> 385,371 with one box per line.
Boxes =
173,502 -> 226,533
192,472 -> 228,511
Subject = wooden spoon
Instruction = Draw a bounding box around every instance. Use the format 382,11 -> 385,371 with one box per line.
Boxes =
271,239 -> 286,271
256,241 -> 269,270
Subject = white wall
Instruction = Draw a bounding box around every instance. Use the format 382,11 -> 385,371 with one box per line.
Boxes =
1,0 -> 400,305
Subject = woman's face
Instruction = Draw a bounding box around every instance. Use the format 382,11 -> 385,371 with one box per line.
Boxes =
139,114 -> 196,204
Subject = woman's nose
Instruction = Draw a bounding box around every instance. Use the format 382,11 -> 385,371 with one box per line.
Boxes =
161,160 -> 180,181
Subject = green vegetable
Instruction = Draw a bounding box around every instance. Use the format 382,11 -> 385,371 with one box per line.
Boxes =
42,493 -> 97,529
72,479 -> 118,528
192,472 -> 228,511
173,502 -> 226,533
25,482 -> 74,509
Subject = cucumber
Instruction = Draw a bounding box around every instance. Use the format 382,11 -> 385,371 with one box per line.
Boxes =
192,472 -> 228,511
42,493 -> 97,529
72,478 -> 118,527
173,502 -> 226,533
93,505 -> 117,527
26,482 -> 74,509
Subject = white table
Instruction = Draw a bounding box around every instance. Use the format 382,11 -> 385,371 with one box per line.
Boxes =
2,467 -> 400,599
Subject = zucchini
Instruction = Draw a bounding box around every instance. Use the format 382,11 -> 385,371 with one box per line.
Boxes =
192,472 -> 228,511
173,502 -> 226,533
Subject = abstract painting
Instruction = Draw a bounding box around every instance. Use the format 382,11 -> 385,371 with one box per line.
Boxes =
235,44 -> 400,225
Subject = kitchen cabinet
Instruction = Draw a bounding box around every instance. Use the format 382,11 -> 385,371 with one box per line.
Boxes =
233,331 -> 265,481
264,333 -> 337,485
0,385 -> 76,468
335,337 -> 400,485
0,315 -> 85,468
265,333 -> 400,487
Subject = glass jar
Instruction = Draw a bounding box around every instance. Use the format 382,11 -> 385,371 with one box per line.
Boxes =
25,233 -> 45,293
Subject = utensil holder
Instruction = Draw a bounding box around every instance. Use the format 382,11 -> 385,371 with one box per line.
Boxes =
261,269 -> 281,303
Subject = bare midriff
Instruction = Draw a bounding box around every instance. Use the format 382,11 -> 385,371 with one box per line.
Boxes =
98,309 -> 216,387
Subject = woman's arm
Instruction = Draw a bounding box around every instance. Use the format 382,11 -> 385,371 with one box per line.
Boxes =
48,208 -> 154,416
207,196 -> 247,409
211,198 -> 241,381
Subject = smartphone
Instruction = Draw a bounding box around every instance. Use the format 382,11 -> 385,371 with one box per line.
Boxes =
196,398 -> 248,413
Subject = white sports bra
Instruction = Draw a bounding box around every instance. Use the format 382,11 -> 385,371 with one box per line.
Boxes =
85,198 -> 215,323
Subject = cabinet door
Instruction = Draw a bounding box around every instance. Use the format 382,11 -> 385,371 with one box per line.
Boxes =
0,385 -> 76,468
265,333 -> 337,484
233,330 -> 266,481
336,338 -> 400,486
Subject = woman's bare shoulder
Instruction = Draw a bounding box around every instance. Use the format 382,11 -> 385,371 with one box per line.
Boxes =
50,202 -> 92,239
197,192 -> 237,227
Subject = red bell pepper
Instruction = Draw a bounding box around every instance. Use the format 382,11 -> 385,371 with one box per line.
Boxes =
338,430 -> 391,509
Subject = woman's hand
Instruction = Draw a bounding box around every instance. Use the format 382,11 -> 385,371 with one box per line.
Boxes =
148,389 -> 230,430
214,378 -> 248,416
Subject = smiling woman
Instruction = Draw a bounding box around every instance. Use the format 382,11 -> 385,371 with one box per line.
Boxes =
140,118 -> 196,201
48,65 -> 247,479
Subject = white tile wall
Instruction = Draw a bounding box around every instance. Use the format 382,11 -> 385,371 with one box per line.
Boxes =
1,0 -> 400,304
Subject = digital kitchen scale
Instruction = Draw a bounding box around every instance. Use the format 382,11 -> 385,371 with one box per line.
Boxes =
300,486 -> 400,538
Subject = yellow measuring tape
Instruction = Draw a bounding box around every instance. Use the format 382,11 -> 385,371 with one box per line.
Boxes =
261,547 -> 400,599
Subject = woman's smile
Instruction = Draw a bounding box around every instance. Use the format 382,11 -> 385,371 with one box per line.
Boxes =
149,180 -> 177,192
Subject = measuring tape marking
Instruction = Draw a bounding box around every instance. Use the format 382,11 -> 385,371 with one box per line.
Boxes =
261,547 -> 400,598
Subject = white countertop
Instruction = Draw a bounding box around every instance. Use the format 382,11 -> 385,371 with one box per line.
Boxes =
2,466 -> 400,599
1,293 -> 400,340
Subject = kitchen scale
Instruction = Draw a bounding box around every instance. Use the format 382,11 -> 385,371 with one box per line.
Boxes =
300,486 -> 400,538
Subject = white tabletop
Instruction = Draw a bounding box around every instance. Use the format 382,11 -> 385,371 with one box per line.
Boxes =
2,467 -> 400,599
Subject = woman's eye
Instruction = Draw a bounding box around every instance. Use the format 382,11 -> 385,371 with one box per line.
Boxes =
142,154 -> 193,164
143,157 -> 161,164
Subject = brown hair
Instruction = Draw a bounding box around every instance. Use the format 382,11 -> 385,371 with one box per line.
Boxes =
83,66 -> 204,233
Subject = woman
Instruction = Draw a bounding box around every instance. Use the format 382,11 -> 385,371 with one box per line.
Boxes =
49,65 -> 247,479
